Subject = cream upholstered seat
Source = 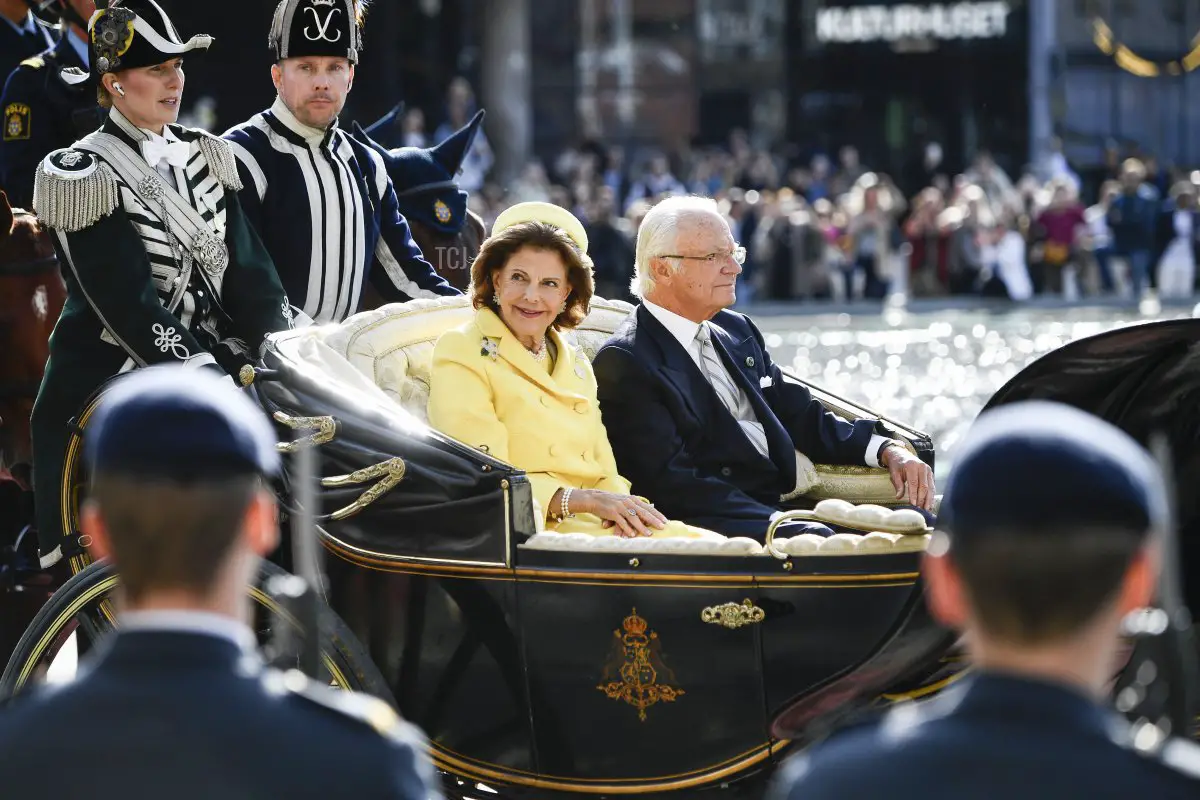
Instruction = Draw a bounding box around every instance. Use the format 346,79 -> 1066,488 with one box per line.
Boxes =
320,295 -> 634,426
318,294 -> 911,504
290,296 -> 931,555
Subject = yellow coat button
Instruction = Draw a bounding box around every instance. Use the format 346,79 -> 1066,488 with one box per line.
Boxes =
539,395 -> 550,407
574,401 -> 588,414
549,444 -> 560,457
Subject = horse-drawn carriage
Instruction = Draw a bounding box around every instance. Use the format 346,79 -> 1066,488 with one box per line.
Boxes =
4,290 -> 1200,797
2,294 -> 962,797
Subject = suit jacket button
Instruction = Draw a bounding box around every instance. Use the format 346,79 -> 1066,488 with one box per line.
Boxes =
720,466 -> 732,477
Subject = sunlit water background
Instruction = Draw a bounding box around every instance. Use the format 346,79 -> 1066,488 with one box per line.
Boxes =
753,302 -> 1196,478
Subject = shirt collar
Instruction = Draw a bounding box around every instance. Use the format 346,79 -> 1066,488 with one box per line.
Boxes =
119,610 -> 257,654
66,28 -> 88,67
2,10 -> 37,36
270,95 -> 337,148
643,297 -> 704,351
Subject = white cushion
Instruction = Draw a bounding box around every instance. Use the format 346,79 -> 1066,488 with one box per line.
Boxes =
320,295 -> 637,424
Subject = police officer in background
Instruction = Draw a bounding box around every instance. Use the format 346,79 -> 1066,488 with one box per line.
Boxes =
0,0 -> 102,209
769,401 -> 1200,799
223,0 -> 460,326
0,366 -> 441,799
0,0 -> 55,93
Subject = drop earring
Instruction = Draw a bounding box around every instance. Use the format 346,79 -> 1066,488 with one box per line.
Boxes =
559,300 -> 567,313
113,82 -> 125,97
492,292 -> 500,305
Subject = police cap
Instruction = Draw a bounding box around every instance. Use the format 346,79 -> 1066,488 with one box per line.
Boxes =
85,366 -> 280,481
939,400 -> 1167,541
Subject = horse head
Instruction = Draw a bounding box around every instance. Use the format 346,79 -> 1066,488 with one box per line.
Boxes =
0,190 -> 65,482
353,108 -> 488,299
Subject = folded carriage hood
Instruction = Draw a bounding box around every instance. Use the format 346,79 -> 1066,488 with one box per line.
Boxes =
982,317 -> 1200,614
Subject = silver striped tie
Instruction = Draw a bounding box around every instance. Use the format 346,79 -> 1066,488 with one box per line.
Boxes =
695,325 -> 771,458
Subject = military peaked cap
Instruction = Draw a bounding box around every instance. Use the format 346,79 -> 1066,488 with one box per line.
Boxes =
85,365 -> 280,481
939,400 -> 1167,542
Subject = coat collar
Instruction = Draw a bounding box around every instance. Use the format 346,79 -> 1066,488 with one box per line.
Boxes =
475,307 -> 586,399
103,107 -> 187,150
267,95 -> 339,149
917,672 -> 1123,741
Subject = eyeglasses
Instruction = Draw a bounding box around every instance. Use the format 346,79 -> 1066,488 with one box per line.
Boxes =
657,245 -> 747,265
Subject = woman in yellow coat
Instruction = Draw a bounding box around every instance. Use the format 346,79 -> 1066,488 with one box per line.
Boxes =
428,202 -> 712,539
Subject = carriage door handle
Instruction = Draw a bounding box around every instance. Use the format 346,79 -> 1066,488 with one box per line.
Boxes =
700,599 -> 766,629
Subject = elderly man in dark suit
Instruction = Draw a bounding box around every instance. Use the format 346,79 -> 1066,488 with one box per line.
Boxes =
767,401 -> 1200,799
0,365 -> 440,800
592,195 -> 934,540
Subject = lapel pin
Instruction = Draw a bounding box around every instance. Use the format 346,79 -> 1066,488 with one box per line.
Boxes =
746,356 -> 755,368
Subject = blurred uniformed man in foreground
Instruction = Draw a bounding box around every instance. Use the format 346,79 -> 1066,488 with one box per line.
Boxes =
0,366 -> 441,799
0,0 -> 100,209
770,400 -> 1200,799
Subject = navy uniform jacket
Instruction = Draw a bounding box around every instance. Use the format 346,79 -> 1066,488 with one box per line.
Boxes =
767,673 -> 1200,800
223,98 -> 459,325
593,305 -> 880,537
0,13 -> 54,101
0,34 -> 102,209
0,630 -> 440,799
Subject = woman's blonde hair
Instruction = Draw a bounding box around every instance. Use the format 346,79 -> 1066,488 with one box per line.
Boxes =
470,221 -> 594,330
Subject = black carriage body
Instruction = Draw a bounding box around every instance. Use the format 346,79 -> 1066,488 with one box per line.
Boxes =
250,333 -> 952,796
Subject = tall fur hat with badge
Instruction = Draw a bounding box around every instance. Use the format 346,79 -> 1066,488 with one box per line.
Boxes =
269,0 -> 369,65
352,106 -> 486,235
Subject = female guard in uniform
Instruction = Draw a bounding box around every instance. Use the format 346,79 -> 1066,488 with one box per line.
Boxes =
30,0 -> 292,570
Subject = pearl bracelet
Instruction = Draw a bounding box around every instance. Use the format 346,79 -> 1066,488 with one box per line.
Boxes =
559,487 -> 573,522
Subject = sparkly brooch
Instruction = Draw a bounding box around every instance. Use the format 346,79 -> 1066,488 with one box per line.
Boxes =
480,338 -> 499,360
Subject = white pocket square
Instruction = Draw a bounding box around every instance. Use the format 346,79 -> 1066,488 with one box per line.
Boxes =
759,376 -> 773,388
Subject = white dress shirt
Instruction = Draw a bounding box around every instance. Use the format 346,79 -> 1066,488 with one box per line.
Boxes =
642,299 -> 889,467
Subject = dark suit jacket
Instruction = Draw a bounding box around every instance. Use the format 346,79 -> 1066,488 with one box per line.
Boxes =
0,630 -> 438,799
593,305 -> 877,537
767,673 -> 1200,799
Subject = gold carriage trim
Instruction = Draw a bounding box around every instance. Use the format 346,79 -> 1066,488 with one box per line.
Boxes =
597,608 -> 685,722
700,599 -> 765,630
273,411 -> 336,452
321,457 -> 406,521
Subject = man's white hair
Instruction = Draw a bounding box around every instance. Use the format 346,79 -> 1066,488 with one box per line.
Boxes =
630,195 -> 723,298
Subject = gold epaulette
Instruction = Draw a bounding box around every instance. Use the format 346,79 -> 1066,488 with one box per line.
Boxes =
33,149 -> 119,233
19,55 -> 44,69
195,131 -> 244,192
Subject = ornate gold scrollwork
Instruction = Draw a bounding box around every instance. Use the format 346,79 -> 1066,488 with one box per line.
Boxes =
273,411 -> 336,453
597,609 -> 685,722
700,599 -> 765,630
321,457 -> 407,521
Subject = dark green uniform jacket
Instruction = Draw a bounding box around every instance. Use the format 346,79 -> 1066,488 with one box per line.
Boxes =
30,107 -> 292,567
0,34 -> 104,210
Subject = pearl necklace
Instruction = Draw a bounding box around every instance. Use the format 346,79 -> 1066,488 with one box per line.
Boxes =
527,340 -> 548,363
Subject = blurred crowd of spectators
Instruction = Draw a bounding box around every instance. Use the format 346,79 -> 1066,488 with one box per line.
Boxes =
402,81 -> 1200,306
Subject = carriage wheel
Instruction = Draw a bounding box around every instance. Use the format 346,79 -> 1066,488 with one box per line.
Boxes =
0,559 -> 394,704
